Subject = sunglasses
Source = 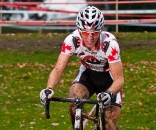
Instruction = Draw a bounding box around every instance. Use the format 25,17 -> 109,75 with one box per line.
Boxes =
79,29 -> 101,37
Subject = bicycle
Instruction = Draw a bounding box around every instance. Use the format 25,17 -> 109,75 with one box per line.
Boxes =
44,96 -> 106,130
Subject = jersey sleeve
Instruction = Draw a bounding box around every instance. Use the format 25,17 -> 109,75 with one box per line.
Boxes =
105,39 -> 121,63
61,34 -> 75,56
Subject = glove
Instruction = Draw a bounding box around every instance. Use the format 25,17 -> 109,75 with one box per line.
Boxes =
40,88 -> 54,105
97,91 -> 113,106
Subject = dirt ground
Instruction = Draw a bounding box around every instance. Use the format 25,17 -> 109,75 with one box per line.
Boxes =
0,36 -> 155,51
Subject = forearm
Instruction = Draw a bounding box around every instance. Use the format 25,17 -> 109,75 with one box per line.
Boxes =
46,53 -> 70,89
108,61 -> 124,96
108,77 -> 124,96
47,68 -> 63,89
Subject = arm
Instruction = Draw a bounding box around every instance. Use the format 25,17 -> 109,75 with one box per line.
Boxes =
47,53 -> 71,89
107,61 -> 124,96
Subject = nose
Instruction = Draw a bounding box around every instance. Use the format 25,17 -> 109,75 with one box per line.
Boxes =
88,33 -> 94,37
87,33 -> 94,40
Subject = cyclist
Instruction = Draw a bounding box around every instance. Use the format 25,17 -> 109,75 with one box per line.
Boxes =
40,6 -> 124,130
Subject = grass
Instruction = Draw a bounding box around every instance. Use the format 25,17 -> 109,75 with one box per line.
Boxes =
119,48 -> 156,130
0,32 -> 156,130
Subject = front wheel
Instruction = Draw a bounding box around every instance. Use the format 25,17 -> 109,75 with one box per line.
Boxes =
93,124 -> 100,130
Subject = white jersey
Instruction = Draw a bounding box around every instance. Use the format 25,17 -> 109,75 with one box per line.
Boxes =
61,29 -> 121,72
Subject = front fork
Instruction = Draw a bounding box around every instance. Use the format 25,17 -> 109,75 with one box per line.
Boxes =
74,98 -> 83,130
74,108 -> 82,129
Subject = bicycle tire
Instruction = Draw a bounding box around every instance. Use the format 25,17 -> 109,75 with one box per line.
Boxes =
93,124 -> 100,130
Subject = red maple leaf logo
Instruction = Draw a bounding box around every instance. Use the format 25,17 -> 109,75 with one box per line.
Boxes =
61,42 -> 72,53
108,47 -> 119,61
111,47 -> 118,56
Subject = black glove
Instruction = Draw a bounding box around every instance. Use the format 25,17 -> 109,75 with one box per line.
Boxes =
40,88 -> 54,105
97,91 -> 113,105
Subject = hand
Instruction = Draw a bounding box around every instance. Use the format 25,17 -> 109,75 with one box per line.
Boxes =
97,91 -> 113,106
40,88 -> 54,105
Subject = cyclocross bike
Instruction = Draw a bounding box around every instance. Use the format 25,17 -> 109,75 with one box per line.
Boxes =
44,96 -> 106,130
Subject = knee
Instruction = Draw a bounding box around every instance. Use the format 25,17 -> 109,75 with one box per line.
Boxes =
68,83 -> 89,99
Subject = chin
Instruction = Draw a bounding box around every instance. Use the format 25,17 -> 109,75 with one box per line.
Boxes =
86,45 -> 94,49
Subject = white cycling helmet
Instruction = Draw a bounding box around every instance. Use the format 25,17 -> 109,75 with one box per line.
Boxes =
76,6 -> 104,30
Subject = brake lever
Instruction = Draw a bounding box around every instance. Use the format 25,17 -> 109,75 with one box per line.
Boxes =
45,98 -> 50,119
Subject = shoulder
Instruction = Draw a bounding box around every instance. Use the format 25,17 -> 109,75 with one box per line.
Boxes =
61,30 -> 81,55
100,31 -> 119,52
64,30 -> 81,41
100,31 -> 116,42
64,29 -> 82,49
101,31 -> 118,47
103,32 -> 121,63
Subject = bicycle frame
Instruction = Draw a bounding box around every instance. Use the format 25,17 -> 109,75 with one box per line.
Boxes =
44,97 -> 106,130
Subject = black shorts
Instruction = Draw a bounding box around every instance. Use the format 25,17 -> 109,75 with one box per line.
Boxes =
73,68 -> 122,107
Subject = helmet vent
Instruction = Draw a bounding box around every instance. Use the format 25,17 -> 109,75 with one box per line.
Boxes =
85,14 -> 89,19
85,10 -> 89,13
92,14 -> 96,19
81,20 -> 86,28
100,18 -> 103,22
93,10 -> 96,13
95,21 -> 99,26
80,12 -> 84,18
97,14 -> 100,19
87,22 -> 93,27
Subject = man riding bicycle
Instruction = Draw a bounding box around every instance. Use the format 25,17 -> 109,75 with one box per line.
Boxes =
40,6 -> 124,130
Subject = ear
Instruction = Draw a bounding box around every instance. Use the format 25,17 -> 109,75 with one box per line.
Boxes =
78,28 -> 80,33
78,28 -> 82,37
101,28 -> 104,31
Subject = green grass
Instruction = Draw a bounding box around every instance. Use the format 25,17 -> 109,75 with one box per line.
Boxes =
114,32 -> 156,40
119,47 -> 156,130
0,33 -> 156,130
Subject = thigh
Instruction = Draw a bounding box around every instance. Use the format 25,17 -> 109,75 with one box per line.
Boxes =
68,83 -> 90,99
68,83 -> 89,129
104,105 -> 121,129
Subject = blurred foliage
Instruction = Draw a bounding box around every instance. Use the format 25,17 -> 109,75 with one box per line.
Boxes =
94,0 -> 156,32
1,0 -> 156,32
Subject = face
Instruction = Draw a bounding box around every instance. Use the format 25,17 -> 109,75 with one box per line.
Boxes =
79,29 -> 101,50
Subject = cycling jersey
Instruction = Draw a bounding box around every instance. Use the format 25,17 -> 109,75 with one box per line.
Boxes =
61,29 -> 121,72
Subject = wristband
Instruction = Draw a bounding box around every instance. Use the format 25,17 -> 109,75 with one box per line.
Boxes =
47,86 -> 54,90
106,90 -> 114,98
